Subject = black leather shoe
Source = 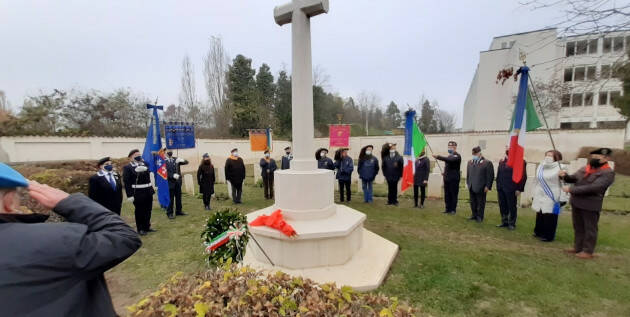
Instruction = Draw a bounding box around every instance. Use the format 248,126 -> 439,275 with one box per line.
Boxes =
496,224 -> 508,228
138,230 -> 148,236
508,225 -> 516,231
168,215 -> 175,220
176,212 -> 187,216
147,228 -> 157,233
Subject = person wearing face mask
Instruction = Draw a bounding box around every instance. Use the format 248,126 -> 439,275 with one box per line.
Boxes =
465,146 -> 495,222
413,150 -> 430,208
123,149 -> 156,235
496,148 -> 527,230
197,153 -> 215,210
0,163 -> 141,317
334,148 -> 354,203
531,150 -> 568,242
225,148 -> 246,204
559,148 -> 615,259
281,146 -> 292,170
165,149 -> 189,219
358,145 -> 379,203
382,143 -> 404,206
433,141 -> 461,214
88,157 -> 123,215
316,148 -> 334,170
260,149 -> 278,199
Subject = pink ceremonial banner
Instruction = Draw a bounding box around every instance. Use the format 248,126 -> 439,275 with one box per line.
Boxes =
329,125 -> 351,147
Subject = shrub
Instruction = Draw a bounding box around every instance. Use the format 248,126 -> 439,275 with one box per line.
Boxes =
127,262 -> 417,316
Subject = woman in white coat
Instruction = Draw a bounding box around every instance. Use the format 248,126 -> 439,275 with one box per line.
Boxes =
531,150 -> 568,242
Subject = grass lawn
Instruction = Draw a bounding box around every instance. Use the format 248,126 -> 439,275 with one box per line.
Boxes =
108,174 -> 630,316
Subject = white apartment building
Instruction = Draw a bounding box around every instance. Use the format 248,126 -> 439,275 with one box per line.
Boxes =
462,28 -> 628,137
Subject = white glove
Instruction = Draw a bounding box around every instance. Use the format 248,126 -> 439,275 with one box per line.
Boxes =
127,197 -> 134,203
135,166 -> 148,173
174,173 -> 180,180
176,158 -> 185,164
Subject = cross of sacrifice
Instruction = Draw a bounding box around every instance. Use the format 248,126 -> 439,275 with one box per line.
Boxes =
274,0 -> 329,171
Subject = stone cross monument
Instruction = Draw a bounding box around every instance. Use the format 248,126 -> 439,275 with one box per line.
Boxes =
243,0 -> 398,291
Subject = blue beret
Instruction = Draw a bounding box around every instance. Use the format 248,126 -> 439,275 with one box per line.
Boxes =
0,163 -> 28,188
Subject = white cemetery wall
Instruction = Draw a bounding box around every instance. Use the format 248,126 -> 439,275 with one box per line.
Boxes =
184,174 -> 195,195
0,128 -> 624,168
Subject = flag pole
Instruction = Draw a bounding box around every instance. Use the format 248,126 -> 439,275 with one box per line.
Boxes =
527,74 -> 557,152
407,106 -> 443,173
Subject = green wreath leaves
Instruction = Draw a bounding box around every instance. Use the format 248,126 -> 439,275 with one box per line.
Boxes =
201,208 -> 249,266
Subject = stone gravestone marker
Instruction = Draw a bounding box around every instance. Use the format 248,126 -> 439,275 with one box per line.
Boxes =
427,172 -> 443,198
254,163 -> 262,184
184,174 -> 195,195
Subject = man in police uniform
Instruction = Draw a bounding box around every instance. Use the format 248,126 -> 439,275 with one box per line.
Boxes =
165,149 -> 188,219
281,146 -> 292,170
88,157 -> 123,215
433,141 -> 462,214
122,149 -> 155,235
560,147 -> 615,259
0,163 -> 141,316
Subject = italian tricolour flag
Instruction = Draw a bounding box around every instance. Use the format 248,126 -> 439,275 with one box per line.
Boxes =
507,66 -> 542,183
401,110 -> 427,192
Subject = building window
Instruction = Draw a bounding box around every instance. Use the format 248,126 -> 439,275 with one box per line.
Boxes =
610,91 -> 621,104
601,65 -> 611,79
509,40 -> 515,48
584,93 -> 594,106
564,68 -> 573,82
603,38 -> 612,53
561,122 -> 590,129
586,66 -> 596,80
597,121 -> 626,129
501,42 -> 507,49
612,65 -> 620,78
613,36 -> 624,52
576,40 -> 588,55
574,67 -> 586,81
562,94 -> 571,107
588,39 -> 598,54
566,42 -> 576,56
572,93 -> 583,106
599,91 -> 608,105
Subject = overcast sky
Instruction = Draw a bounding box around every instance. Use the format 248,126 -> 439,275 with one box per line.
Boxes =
0,0 -> 563,126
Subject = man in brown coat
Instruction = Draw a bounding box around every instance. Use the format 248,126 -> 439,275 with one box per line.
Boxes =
560,148 -> 615,259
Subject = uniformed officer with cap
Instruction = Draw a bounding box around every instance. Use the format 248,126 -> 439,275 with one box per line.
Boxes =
433,141 -> 462,214
88,157 -> 123,215
559,147 -> 615,259
0,162 -> 141,316
165,149 -> 189,219
281,146 -> 292,170
122,149 -> 156,235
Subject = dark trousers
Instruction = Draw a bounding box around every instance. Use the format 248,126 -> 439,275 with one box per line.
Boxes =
339,180 -> 351,202
444,178 -> 460,213
167,183 -> 182,216
263,175 -> 274,199
133,188 -> 153,232
413,185 -> 426,207
202,192 -> 211,207
572,207 -> 600,254
469,189 -> 487,221
534,211 -> 558,241
231,181 -> 243,203
387,180 -> 398,204
498,189 -> 518,226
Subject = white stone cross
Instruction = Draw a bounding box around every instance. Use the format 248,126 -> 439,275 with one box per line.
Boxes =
274,0 -> 329,171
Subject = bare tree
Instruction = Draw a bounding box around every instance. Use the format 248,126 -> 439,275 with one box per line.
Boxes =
522,0 -> 630,35
435,108 -> 458,132
179,55 -> 201,126
356,91 -> 381,135
0,90 -> 7,111
203,36 -> 231,135
313,64 -> 330,89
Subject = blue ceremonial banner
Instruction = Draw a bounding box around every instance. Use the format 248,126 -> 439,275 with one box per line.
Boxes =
142,104 -> 170,208
165,122 -> 196,149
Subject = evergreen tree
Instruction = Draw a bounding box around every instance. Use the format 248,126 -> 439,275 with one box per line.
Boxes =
255,63 -> 275,128
419,100 -> 437,133
227,54 -> 258,136
274,70 -> 292,137
385,101 -> 402,129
